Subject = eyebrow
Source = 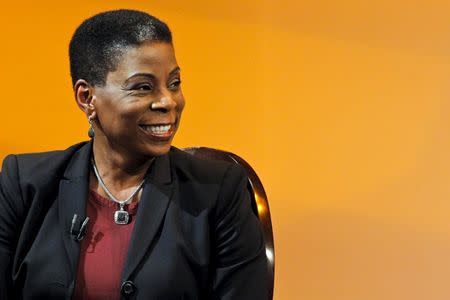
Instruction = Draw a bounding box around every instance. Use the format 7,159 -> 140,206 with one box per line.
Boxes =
124,67 -> 181,84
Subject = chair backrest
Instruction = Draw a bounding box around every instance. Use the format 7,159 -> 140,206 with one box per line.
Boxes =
182,147 -> 274,299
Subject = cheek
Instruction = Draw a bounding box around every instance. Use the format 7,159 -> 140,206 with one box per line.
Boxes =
98,102 -> 145,131
176,94 -> 186,113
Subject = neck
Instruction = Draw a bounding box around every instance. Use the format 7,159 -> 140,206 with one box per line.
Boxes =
91,138 -> 154,191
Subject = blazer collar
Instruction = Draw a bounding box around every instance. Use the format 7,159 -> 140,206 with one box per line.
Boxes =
58,141 -> 92,274
121,151 -> 174,280
62,140 -> 93,180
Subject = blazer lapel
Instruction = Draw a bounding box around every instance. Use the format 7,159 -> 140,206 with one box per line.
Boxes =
58,141 -> 92,274
121,153 -> 173,281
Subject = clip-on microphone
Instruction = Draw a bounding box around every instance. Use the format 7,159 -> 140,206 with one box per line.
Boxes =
70,214 -> 90,241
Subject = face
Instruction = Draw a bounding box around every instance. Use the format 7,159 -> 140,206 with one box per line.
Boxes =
89,42 -> 185,158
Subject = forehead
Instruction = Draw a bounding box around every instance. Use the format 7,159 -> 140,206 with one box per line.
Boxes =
108,42 -> 178,81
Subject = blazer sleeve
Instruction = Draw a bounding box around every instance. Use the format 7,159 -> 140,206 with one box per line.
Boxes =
212,164 -> 268,299
0,155 -> 25,300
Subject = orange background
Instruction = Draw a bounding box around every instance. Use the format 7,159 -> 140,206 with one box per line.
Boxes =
2,1 -> 450,299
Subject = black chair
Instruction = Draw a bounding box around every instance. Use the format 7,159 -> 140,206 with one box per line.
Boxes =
183,147 -> 274,300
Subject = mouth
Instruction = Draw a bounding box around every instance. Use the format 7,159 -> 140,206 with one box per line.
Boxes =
139,123 -> 175,139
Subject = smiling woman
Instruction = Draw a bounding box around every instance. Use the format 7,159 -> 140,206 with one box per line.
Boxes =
79,42 -> 185,158
0,9 -> 267,300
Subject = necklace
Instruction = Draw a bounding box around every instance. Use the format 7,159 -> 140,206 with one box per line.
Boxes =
91,158 -> 146,225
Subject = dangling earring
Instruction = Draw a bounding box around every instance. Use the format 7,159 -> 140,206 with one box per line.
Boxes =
88,115 -> 95,138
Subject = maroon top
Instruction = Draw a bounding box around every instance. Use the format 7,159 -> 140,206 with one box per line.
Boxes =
73,190 -> 139,300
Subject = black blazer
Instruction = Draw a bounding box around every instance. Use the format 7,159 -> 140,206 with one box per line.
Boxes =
0,141 -> 267,299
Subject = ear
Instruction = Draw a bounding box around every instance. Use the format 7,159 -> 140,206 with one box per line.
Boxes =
74,79 -> 96,118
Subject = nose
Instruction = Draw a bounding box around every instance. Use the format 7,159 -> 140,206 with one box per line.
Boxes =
150,96 -> 177,112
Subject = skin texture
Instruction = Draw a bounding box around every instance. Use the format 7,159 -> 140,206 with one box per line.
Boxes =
74,41 -> 185,201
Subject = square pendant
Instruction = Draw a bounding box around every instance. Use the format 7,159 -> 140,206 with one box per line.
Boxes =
114,210 -> 130,225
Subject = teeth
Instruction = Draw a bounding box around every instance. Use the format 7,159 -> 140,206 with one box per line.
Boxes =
142,124 -> 171,134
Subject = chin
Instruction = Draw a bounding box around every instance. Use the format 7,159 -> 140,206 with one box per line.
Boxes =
142,142 -> 172,157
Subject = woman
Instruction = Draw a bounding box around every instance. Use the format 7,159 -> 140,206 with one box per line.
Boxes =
0,9 -> 267,300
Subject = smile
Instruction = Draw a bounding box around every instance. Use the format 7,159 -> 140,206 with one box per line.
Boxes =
139,124 -> 174,138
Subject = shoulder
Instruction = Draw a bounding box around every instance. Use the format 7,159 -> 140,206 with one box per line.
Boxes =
167,147 -> 250,218
1,142 -> 88,185
168,147 -> 246,185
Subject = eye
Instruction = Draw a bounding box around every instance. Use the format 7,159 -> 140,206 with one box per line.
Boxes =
169,79 -> 181,91
134,83 -> 153,91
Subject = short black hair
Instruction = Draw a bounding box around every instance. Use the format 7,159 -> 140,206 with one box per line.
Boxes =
69,9 -> 172,87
